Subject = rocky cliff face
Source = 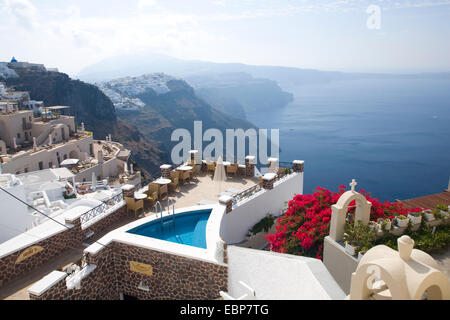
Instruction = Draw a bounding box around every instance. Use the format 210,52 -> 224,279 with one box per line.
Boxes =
101,75 -> 258,158
185,72 -> 294,119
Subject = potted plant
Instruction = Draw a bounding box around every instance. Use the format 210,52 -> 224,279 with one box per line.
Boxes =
423,209 -> 435,222
407,211 -> 422,225
343,222 -> 359,256
436,204 -> 449,219
396,215 -> 409,228
368,221 -> 379,232
358,247 -> 369,261
432,208 -> 444,220
344,221 -> 375,257
344,240 -> 359,256
379,218 -> 392,231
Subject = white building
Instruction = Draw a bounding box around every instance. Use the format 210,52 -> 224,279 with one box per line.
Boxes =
0,167 -> 123,244
0,103 -> 137,186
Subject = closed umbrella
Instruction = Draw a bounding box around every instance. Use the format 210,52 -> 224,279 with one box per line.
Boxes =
213,156 -> 227,194
92,172 -> 97,191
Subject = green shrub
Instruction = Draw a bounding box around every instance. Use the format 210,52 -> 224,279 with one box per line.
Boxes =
375,224 -> 450,254
249,214 -> 275,236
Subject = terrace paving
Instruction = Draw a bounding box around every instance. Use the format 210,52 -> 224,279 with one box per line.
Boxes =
141,171 -> 259,216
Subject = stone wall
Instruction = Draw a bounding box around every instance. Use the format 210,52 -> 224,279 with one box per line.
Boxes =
114,242 -> 227,300
0,220 -> 80,288
0,204 -> 126,288
29,245 -> 119,300
29,241 -> 228,300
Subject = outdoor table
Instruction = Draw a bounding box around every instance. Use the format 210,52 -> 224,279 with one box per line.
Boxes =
153,178 -> 171,185
134,193 -> 147,200
177,166 -> 193,171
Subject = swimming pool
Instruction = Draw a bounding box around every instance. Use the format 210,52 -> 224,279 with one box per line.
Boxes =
126,209 -> 212,249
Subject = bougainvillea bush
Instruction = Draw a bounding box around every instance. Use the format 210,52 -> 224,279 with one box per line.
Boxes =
265,185 -> 422,260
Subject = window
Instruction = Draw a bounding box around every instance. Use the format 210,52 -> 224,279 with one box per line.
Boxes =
17,133 -> 21,139
63,154 -> 68,160
49,162 -> 53,168
38,161 -> 43,170
24,168 -> 29,173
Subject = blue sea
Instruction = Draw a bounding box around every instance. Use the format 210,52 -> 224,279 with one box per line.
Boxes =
247,78 -> 450,202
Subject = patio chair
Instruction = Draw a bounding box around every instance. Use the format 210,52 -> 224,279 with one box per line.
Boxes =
207,162 -> 216,174
169,176 -> 179,192
125,197 -> 144,218
144,190 -> 158,207
159,184 -> 168,199
148,183 -> 160,200
180,170 -> 191,184
226,164 -> 238,177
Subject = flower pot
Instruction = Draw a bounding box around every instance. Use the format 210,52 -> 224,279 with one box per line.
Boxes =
379,219 -> 391,231
423,210 -> 435,222
396,216 -> 409,228
358,251 -> 366,262
408,214 -> 422,225
345,242 -> 359,256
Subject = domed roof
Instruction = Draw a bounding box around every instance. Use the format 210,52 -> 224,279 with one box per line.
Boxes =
10,56 -> 18,63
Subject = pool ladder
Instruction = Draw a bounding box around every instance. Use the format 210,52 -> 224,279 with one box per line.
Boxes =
156,199 -> 176,230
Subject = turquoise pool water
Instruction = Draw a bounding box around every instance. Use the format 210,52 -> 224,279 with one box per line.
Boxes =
126,209 -> 212,249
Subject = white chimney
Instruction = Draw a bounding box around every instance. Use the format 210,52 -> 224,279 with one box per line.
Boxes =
130,163 -> 134,175
13,137 -> 17,149
80,122 -> 85,132
33,137 -> 37,151
48,134 -> 52,146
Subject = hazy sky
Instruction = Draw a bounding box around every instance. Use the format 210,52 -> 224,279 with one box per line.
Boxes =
1,0 -> 450,76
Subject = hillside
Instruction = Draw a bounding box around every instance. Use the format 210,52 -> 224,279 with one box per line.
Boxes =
185,72 -> 293,118
98,74 -> 258,157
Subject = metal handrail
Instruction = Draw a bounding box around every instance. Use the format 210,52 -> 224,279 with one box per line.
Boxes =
155,201 -> 163,219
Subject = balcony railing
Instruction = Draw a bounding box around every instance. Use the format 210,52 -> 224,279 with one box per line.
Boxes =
232,183 -> 263,207
79,192 -> 124,225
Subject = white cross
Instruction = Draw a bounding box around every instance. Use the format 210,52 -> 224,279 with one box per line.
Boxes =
350,179 -> 358,192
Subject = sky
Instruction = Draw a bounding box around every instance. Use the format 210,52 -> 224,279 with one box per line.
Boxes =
0,0 -> 450,76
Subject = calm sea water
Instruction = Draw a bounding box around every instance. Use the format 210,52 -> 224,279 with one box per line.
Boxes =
247,78 -> 450,202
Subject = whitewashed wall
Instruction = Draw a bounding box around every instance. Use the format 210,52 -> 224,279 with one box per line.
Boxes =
220,172 -> 303,244
0,178 -> 33,243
